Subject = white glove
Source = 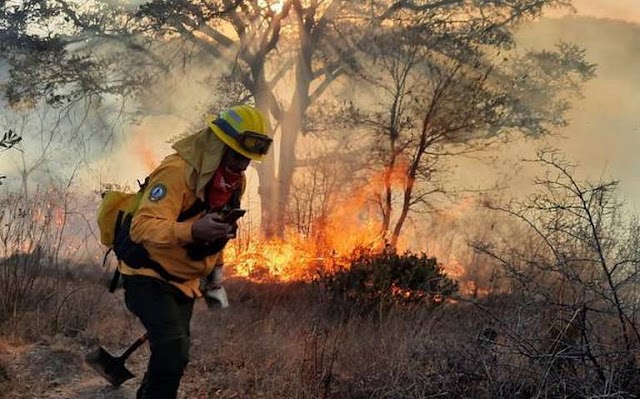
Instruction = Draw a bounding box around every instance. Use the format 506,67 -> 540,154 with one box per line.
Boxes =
203,265 -> 228,309
205,286 -> 229,309
212,265 -> 224,286
202,265 -> 223,289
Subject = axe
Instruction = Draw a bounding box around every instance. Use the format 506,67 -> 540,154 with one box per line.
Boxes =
85,333 -> 147,387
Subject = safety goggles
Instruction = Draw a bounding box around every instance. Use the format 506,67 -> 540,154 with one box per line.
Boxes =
214,118 -> 273,155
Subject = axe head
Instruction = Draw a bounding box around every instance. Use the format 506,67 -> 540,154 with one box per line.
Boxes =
85,346 -> 135,387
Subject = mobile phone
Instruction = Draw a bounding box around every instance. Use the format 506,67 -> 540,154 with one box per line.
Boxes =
223,209 -> 246,223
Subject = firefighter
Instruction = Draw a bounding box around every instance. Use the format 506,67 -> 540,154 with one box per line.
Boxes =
119,105 -> 272,399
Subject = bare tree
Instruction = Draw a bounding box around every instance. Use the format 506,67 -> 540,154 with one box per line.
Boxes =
130,0 -> 584,238
340,10 -> 595,249
473,149 -> 640,392
3,0 -> 592,240
127,0 -> 366,236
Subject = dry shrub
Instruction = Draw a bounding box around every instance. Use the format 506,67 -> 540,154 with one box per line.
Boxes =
0,249 -> 57,324
184,279 -> 328,398
0,191 -> 66,323
471,152 -> 640,397
0,262 -> 135,345
9,271 -> 626,398
0,338 -> 11,397
179,278 -> 640,398
179,279 -> 496,399
319,252 -> 458,318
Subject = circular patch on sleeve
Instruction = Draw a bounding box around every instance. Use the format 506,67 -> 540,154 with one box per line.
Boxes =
148,183 -> 167,202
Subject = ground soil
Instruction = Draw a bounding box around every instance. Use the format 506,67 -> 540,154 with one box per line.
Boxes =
1,336 -> 142,399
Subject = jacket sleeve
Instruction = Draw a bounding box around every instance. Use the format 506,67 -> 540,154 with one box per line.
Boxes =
130,159 -> 195,247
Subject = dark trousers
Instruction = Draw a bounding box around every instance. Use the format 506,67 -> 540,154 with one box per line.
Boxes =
123,275 -> 194,399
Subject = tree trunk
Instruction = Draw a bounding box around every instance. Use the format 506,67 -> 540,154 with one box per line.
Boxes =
273,113 -> 302,237
257,16 -> 312,237
390,174 -> 414,249
256,143 -> 278,237
255,104 -> 305,238
381,154 -> 395,238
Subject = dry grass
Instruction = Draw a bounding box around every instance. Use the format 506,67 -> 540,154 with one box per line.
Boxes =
0,268 -> 639,398
0,338 -> 12,397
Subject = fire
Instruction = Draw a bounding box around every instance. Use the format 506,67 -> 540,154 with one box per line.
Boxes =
225,236 -> 321,281
444,259 -> 465,280
226,214 -> 385,282
460,280 -> 491,298
225,162 -> 426,283
220,161 -> 488,298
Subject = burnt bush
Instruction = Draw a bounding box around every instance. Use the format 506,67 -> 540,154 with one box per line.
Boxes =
0,247 -> 56,323
319,252 -> 458,316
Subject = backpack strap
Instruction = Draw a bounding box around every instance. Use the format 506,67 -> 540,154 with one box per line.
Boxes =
138,200 -> 207,283
143,256 -> 189,284
103,248 -> 121,293
107,210 -> 126,293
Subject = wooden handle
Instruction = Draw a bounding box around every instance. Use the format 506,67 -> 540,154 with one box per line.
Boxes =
119,333 -> 148,360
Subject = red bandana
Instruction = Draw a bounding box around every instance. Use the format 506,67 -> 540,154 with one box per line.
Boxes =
206,164 -> 243,210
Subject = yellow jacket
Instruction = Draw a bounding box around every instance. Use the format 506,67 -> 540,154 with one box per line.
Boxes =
119,128 -> 240,298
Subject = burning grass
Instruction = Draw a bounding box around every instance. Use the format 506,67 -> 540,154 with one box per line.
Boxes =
226,223 -> 389,283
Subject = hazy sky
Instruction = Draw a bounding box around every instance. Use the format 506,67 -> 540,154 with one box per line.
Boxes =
557,0 -> 640,23
458,0 -> 640,214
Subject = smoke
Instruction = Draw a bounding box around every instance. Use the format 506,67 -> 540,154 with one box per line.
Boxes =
403,13 -> 640,290
546,0 -> 640,24
80,60 -> 234,189
517,16 -> 640,210
446,15 -> 640,210
0,26 -> 237,259
2,2 -> 639,274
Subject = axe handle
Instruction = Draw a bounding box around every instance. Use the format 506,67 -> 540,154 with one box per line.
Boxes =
119,333 -> 148,360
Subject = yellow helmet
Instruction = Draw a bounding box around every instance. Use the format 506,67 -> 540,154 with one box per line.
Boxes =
205,105 -> 272,161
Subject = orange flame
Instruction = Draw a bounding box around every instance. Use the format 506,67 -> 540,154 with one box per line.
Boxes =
225,163 -> 415,282
221,162 -> 487,297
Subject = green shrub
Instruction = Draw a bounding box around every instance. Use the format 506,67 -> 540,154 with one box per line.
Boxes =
320,252 -> 458,316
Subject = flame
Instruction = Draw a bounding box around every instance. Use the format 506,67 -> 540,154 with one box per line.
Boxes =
225,163 -> 421,282
220,162 -> 488,298
444,258 -> 465,280
460,280 -> 491,298
226,209 -> 386,282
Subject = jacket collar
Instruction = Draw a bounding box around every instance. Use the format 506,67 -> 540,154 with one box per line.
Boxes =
171,127 -> 226,201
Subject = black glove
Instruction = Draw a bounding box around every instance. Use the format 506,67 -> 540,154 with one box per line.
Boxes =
186,221 -> 237,260
185,239 -> 228,261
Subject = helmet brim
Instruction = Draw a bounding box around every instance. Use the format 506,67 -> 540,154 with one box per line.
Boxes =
206,116 -> 265,162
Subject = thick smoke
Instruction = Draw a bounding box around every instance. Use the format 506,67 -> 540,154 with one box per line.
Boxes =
409,12 -> 640,289
516,15 -> 640,210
